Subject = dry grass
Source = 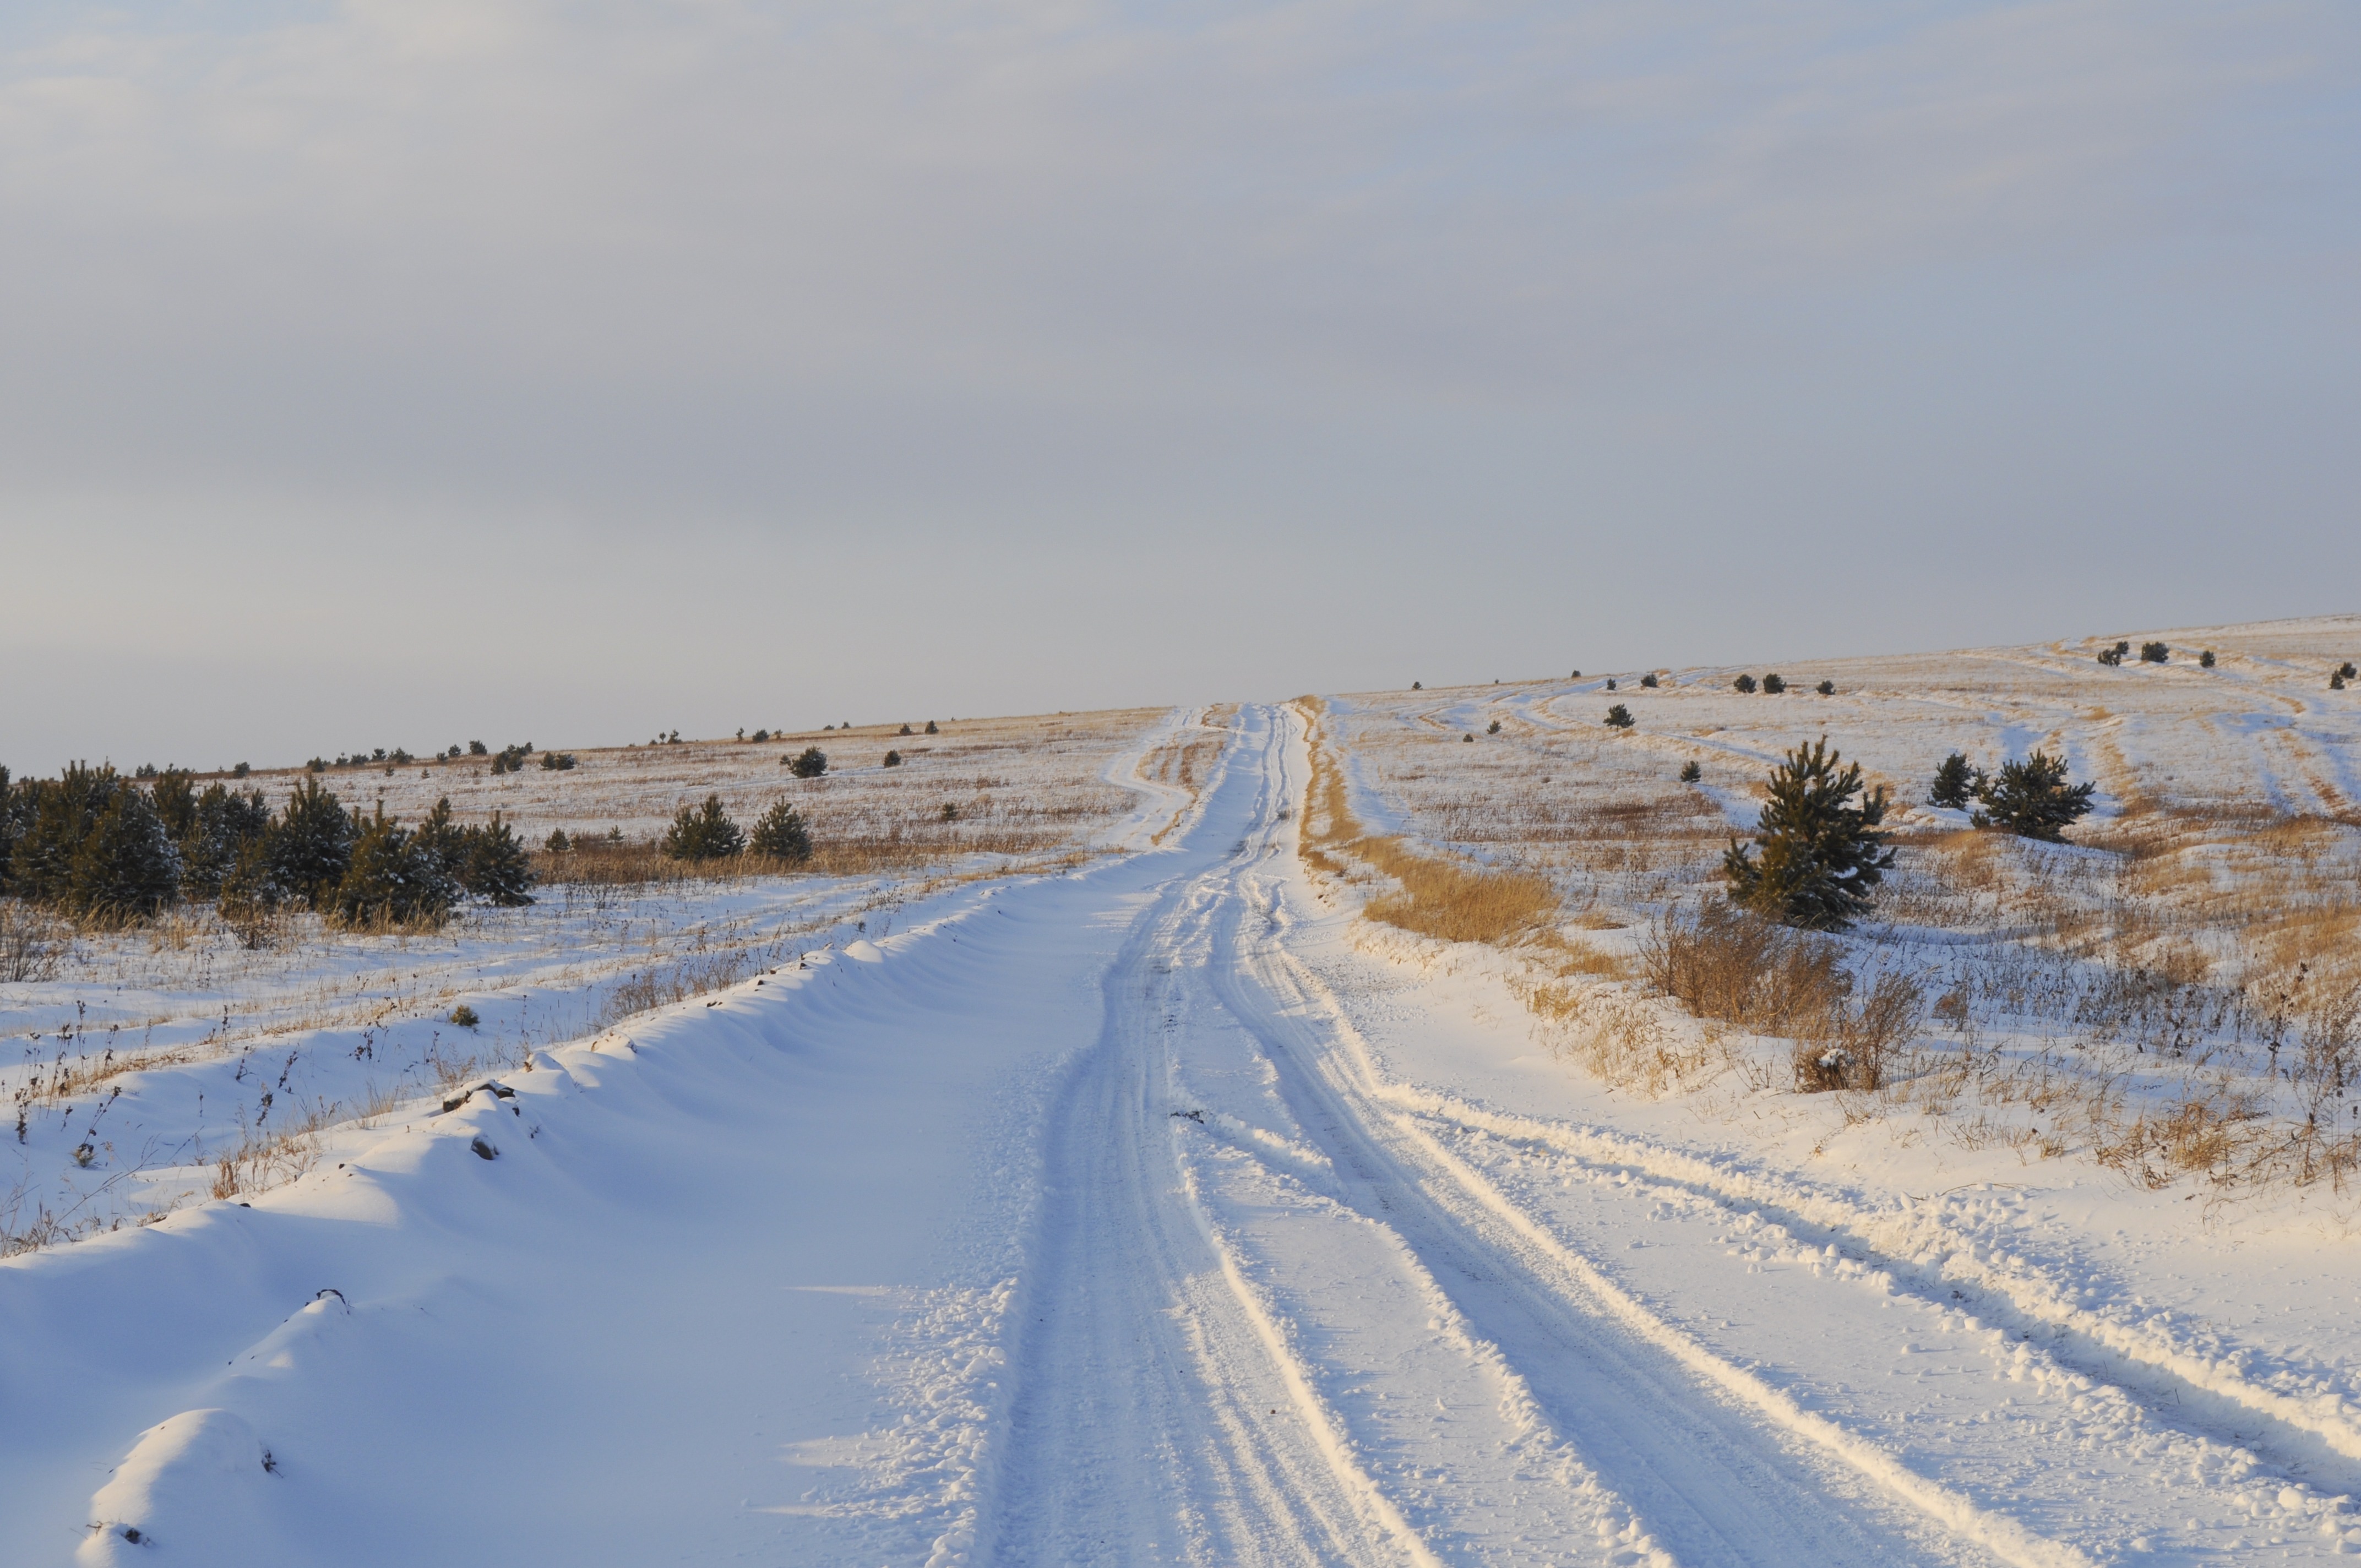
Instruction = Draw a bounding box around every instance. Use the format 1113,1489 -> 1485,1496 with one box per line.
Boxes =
0,900 -> 69,982
1297,700 -> 1559,947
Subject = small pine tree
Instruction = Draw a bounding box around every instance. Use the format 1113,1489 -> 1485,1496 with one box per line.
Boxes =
1816,679 -> 1835,695
1462,733 -> 1473,742
329,807 -> 455,928
899,724 -> 914,736
2139,641 -> 2168,663
178,783 -> 271,899
217,835 -> 286,928
1733,674 -> 1757,693
11,763 -> 121,906
537,752 -> 576,771
68,788 -> 181,921
663,795 -> 745,861
1604,704 -> 1635,729
752,729 -> 770,743
468,741 -> 488,756
1486,718 -> 1502,734
1606,677 -> 1617,691
749,799 -> 813,863
1722,737 -> 1894,930
1678,760 -> 1701,783
1569,670 -> 1581,679
924,720 -> 939,734
1411,682 -> 1422,690
1929,752 -> 1982,809
2199,650 -> 2215,668
268,778 -> 355,908
884,749 -> 904,767
411,797 -> 467,884
2333,671 -> 2348,691
460,813 -> 535,905
546,829 -> 571,852
0,765 -> 15,895
1640,673 -> 1658,688
2340,661 -> 2358,679
788,747 -> 828,778
1762,673 -> 1787,694
1971,750 -> 2096,841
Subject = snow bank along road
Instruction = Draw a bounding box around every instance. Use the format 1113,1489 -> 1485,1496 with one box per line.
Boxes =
7,706 -> 2355,1564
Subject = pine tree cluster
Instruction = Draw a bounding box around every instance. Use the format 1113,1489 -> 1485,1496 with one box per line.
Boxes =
0,767 -> 533,926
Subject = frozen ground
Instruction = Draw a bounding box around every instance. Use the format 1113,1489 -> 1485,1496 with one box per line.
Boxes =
4,629 -> 2361,1565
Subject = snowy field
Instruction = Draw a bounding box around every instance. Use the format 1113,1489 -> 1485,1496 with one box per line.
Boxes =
1322,616 -> 2361,1199
2,706 -> 1188,1250
6,624 -> 2361,1565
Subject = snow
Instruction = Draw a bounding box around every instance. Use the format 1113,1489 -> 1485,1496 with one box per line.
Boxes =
8,641 -> 2361,1563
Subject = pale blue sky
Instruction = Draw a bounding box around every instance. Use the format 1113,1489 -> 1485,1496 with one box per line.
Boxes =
3,1 -> 2356,771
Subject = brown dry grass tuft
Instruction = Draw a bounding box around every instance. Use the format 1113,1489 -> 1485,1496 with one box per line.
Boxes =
1296,700 -> 1557,947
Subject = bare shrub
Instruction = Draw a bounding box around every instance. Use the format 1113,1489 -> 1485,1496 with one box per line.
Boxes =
1641,902 -> 1847,1034
1791,972 -> 1926,1092
596,949 -> 758,1027
0,900 -> 69,982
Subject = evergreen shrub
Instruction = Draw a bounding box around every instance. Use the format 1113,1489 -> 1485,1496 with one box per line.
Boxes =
884,749 -> 903,767
787,747 -> 828,778
537,752 -> 576,771
1486,719 -> 1502,734
924,721 -> 939,734
2140,642 -> 2169,663
1816,680 -> 1835,695
1762,673 -> 1787,694
1679,760 -> 1702,783
1604,704 -> 1635,729
1733,674 -> 1757,693
2199,651 -> 2215,668
1641,673 -> 1659,688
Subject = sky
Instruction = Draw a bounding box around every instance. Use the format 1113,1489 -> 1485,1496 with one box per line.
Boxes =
3,0 -> 2357,772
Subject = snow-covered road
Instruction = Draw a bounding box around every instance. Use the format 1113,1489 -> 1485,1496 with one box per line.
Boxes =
8,704 -> 2355,1564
